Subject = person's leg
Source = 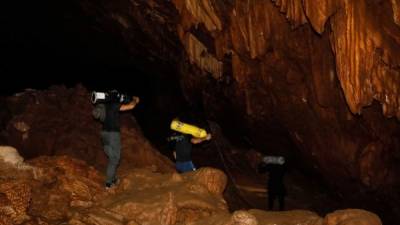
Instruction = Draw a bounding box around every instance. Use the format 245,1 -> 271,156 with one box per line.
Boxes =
176,161 -> 196,173
278,194 -> 285,211
188,161 -> 196,171
102,131 -> 121,185
268,192 -> 276,210
101,131 -> 112,184
175,162 -> 184,173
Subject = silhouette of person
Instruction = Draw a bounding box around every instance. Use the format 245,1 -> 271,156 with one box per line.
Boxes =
258,156 -> 287,210
168,130 -> 211,173
92,90 -> 139,189
167,114 -> 211,173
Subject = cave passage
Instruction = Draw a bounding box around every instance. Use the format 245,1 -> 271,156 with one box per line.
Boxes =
1,0 -> 400,224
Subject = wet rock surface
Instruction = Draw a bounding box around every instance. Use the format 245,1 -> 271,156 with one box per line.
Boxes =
0,147 -> 383,225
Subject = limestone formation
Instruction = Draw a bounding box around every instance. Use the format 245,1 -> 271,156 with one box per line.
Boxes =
0,144 -> 383,225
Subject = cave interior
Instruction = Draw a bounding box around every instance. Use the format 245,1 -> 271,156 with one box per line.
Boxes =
1,0 -> 400,224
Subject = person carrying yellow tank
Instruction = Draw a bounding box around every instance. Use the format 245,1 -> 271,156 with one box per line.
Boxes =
168,116 -> 211,173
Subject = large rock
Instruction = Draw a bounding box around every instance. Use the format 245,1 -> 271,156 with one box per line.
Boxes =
100,168 -> 228,225
0,180 -> 31,224
324,209 -> 382,225
249,209 -> 323,225
0,146 -> 30,169
190,209 -> 323,225
27,156 -> 106,223
0,146 -> 36,182
2,85 -> 174,174
191,167 -> 228,195
190,209 -> 383,225
0,154 -> 106,224
68,167 -> 229,225
0,151 -> 382,225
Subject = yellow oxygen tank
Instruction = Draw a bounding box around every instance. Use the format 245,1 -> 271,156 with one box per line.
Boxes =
170,119 -> 208,138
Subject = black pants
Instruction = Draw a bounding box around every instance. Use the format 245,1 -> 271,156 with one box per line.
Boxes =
268,192 -> 285,211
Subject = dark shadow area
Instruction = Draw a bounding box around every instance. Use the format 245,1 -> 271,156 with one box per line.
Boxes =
1,0 -> 188,148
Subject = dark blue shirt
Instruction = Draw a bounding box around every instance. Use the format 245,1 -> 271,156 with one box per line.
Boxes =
172,134 -> 192,162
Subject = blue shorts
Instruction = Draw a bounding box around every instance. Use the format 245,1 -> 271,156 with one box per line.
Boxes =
176,161 -> 196,173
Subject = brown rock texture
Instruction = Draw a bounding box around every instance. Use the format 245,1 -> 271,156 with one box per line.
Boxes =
191,167 -> 227,195
1,85 -> 174,173
2,0 -> 400,223
0,150 -> 232,225
119,124 -> 174,173
324,209 -> 382,225
173,0 -> 400,117
329,1 -> 400,117
65,0 -> 400,221
89,168 -> 228,225
0,149 -> 383,225
7,1 -> 397,200
168,0 -> 400,201
0,152 -> 106,224
249,209 -> 323,225
27,156 -> 106,222
0,181 -> 31,224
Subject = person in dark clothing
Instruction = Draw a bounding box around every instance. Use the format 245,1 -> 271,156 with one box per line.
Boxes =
258,156 -> 287,210
168,131 -> 211,173
94,95 -> 139,189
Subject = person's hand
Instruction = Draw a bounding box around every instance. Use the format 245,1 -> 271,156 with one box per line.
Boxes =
120,96 -> 140,111
133,96 -> 140,105
206,133 -> 212,140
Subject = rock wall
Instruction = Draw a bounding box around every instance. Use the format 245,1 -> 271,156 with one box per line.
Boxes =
171,0 -> 400,197
1,85 -> 175,173
3,0 -> 399,221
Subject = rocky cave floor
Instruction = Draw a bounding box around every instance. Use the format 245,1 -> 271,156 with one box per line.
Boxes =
191,140 -> 343,215
0,144 -> 382,225
0,86 -> 387,224
182,125 -> 397,224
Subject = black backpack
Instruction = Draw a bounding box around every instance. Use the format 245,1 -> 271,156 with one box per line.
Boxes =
92,104 -> 106,122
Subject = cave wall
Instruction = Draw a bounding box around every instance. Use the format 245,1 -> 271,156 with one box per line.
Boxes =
174,0 -> 400,117
170,0 -> 400,196
1,85 -> 175,173
74,0 -> 400,198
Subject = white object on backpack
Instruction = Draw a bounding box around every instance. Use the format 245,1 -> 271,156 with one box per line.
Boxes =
263,156 -> 285,165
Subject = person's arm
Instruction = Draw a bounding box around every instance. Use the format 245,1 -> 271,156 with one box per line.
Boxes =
120,96 -> 140,111
191,133 -> 212,144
